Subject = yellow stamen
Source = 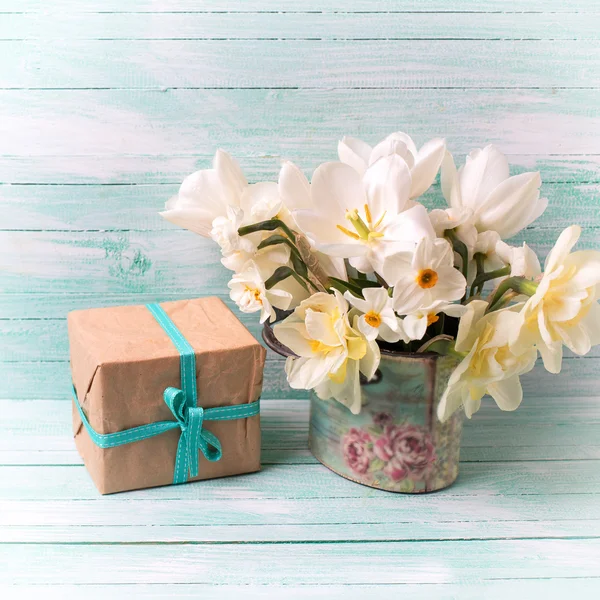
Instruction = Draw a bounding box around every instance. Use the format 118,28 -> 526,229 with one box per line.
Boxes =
427,314 -> 439,326
373,210 -> 387,229
416,269 -> 438,289
368,231 -> 384,241
364,203 -> 373,225
310,340 -> 332,355
246,286 -> 263,304
345,209 -> 370,239
336,224 -> 360,240
364,311 -> 382,328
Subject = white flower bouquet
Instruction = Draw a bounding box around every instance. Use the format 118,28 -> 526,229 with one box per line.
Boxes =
161,133 -> 600,423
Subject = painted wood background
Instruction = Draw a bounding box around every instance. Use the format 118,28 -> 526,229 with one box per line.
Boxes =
1,1 -> 599,597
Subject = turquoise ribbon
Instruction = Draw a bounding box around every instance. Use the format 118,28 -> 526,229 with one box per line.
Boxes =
71,302 -> 260,485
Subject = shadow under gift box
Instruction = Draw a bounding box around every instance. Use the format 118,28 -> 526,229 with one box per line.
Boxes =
68,297 -> 265,495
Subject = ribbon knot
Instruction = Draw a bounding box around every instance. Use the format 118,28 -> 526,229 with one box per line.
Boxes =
164,386 -> 223,484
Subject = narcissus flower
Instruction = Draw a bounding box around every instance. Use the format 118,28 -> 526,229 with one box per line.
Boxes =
228,260 -> 304,323
338,131 -> 446,199
161,149 -> 247,236
437,301 -> 538,422
383,236 -> 467,316
402,300 -> 467,342
511,225 -> 600,373
274,291 -> 380,414
343,287 -> 408,343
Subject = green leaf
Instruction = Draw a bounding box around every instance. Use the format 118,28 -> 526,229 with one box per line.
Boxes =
264,266 -> 308,292
290,252 -> 309,279
348,277 -> 382,289
368,458 -> 385,473
238,219 -> 296,241
327,276 -> 364,297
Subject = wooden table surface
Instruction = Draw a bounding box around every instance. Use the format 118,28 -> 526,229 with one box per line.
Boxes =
1,1 -> 599,597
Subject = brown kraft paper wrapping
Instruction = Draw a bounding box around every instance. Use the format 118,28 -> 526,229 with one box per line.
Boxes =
68,297 -> 266,495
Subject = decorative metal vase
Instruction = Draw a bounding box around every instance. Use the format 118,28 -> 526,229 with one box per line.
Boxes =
263,321 -> 464,493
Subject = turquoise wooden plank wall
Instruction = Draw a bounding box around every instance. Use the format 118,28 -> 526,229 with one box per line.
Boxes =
1,1 -> 599,597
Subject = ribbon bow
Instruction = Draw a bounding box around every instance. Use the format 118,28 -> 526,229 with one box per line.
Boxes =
163,386 -> 222,484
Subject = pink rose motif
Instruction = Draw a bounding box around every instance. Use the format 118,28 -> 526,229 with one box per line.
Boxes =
342,428 -> 374,475
374,424 -> 436,482
372,412 -> 394,429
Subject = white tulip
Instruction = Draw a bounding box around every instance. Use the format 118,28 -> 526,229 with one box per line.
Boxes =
160,149 -> 247,237
290,159 -> 435,273
403,300 -> 467,342
228,260 -> 299,323
274,291 -> 380,414
343,288 -> 408,343
441,146 -> 548,239
278,161 -> 348,281
437,301 -> 538,422
511,225 -> 600,373
383,236 -> 467,316
338,132 -> 446,199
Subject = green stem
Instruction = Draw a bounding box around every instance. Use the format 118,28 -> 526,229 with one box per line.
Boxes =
418,336 -> 468,360
469,265 -> 511,298
487,276 -> 539,312
375,272 -> 389,289
445,230 -> 469,300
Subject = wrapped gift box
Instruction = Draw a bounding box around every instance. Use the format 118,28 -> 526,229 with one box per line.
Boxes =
68,297 -> 265,494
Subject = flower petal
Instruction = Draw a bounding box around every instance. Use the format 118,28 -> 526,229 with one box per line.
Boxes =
278,161 -> 312,211
410,137 -> 446,198
337,136 -> 372,176
312,161 -> 367,215
363,154 -> 412,217
458,145 -> 510,211
476,171 -> 545,238
545,225 -> 581,273
487,376 -> 524,412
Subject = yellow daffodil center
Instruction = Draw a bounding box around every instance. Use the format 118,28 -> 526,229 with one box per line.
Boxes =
416,269 -> 438,289
246,286 -> 262,304
327,336 -> 367,384
309,339 -> 333,355
427,314 -> 439,326
364,311 -> 382,328
336,205 -> 386,243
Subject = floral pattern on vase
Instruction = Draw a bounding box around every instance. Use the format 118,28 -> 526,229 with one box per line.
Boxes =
309,352 -> 464,493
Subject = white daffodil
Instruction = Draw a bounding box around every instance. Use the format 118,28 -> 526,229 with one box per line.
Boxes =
510,225 -> 600,374
383,236 -> 467,316
161,149 -> 247,236
274,291 -> 380,414
441,145 -> 548,240
290,159 -> 435,273
496,240 -> 541,279
210,205 -> 255,257
228,260 -> 301,323
437,301 -> 538,422
403,300 -> 467,342
313,315 -> 380,414
343,288 -> 408,343
338,131 -> 446,199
